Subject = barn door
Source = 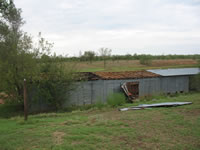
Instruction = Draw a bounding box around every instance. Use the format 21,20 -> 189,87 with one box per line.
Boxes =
126,82 -> 139,98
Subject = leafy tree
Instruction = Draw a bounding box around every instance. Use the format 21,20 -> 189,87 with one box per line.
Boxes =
125,54 -> 132,62
99,48 -> 112,69
31,33 -> 77,110
0,0 -> 77,110
111,55 -> 118,63
83,51 -> 95,63
0,0 -> 37,102
139,55 -> 152,66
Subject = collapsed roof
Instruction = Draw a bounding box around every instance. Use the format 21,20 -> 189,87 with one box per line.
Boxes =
80,70 -> 160,80
79,68 -> 200,81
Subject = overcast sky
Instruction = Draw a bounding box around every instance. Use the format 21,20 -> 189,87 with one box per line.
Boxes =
14,0 -> 200,56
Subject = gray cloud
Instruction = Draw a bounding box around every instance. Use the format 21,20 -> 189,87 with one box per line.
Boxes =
14,0 -> 200,55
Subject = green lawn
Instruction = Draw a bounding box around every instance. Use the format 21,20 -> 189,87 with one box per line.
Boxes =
0,93 -> 200,150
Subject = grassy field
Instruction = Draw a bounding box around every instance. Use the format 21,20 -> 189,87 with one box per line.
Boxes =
69,59 -> 199,72
0,93 -> 200,150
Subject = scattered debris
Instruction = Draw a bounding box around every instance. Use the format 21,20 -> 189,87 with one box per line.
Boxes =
94,70 -> 160,80
77,70 -> 160,81
121,82 -> 138,101
121,83 -> 131,99
119,102 -> 192,111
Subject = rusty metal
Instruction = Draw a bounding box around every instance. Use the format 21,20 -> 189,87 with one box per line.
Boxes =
121,82 -> 139,101
93,70 -> 160,80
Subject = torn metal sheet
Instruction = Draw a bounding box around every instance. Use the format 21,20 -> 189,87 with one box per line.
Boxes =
119,102 -> 192,111
121,83 -> 131,99
121,82 -> 139,101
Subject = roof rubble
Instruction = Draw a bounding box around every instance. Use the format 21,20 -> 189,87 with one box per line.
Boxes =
83,70 -> 161,80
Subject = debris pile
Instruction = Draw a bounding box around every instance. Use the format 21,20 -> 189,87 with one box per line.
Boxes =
119,102 -> 192,111
121,82 -> 139,101
94,70 -> 160,80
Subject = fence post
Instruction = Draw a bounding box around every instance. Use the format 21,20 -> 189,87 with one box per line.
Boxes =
24,79 -> 28,121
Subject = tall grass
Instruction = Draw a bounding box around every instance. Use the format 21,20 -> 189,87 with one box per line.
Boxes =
107,93 -> 126,107
95,100 -> 106,109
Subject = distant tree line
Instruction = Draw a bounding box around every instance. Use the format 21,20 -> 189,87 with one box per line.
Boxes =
55,51 -> 200,63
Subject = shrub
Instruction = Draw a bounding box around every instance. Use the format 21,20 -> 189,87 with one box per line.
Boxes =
107,93 -> 126,107
95,100 -> 106,109
0,104 -> 23,118
190,73 -> 200,92
139,55 -> 152,66
30,56 -> 77,111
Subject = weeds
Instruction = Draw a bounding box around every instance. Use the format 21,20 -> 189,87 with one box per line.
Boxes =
138,92 -> 187,102
95,100 -> 106,110
107,93 -> 126,107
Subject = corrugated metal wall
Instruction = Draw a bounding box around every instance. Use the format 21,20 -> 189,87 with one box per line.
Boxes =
64,76 -> 189,106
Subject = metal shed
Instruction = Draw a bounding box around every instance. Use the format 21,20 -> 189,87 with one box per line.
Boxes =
148,68 -> 200,94
65,68 -> 200,106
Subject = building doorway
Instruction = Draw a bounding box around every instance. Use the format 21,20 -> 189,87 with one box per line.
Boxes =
121,82 -> 139,101
126,82 -> 139,99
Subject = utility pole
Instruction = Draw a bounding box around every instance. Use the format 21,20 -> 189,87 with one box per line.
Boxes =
24,79 -> 28,121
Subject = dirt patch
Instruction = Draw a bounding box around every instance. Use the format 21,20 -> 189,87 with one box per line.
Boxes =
53,131 -> 65,145
178,109 -> 200,117
113,135 -> 157,150
60,120 -> 81,126
0,99 -> 4,104
152,59 -> 197,67
71,141 -> 83,146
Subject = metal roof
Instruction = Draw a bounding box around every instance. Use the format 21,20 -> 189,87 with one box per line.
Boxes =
80,71 -> 161,80
147,68 -> 200,76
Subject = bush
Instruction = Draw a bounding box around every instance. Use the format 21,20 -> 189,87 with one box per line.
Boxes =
95,100 -> 106,109
190,73 -> 200,92
0,104 -> 23,118
107,93 -> 126,107
139,55 -> 152,66
30,56 -> 77,111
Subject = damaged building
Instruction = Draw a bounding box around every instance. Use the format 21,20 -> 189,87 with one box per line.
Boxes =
65,68 -> 200,106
